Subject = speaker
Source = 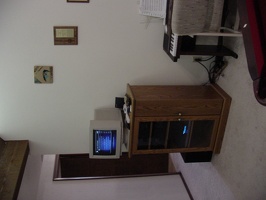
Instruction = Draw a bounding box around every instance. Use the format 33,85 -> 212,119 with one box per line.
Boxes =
115,97 -> 124,109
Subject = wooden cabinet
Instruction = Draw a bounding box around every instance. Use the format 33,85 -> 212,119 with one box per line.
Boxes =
126,84 -> 231,157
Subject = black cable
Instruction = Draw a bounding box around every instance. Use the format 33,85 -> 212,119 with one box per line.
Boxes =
196,60 -> 212,84
196,57 -> 227,84
199,56 -> 215,62
209,61 -> 217,83
209,59 -> 227,83
196,61 -> 210,74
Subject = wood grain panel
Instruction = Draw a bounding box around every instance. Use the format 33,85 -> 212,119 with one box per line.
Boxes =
0,140 -> 29,200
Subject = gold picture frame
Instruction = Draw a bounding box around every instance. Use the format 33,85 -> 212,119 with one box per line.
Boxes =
54,26 -> 78,45
67,0 -> 89,2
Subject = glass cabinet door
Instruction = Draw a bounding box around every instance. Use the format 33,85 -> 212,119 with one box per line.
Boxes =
134,116 -> 219,153
167,120 -> 191,149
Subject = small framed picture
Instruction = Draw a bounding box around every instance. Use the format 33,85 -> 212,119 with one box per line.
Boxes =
34,66 -> 53,84
67,0 -> 89,2
54,26 -> 78,45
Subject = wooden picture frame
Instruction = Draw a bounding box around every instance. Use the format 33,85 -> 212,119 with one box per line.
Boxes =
54,26 -> 78,45
67,0 -> 89,2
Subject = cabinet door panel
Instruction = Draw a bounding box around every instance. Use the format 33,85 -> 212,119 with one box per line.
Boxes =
137,122 -> 151,150
167,121 -> 191,149
150,122 -> 168,149
189,120 -> 214,148
133,116 -> 219,155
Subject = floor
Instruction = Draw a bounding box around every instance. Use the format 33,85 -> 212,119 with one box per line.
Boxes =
171,35 -> 266,199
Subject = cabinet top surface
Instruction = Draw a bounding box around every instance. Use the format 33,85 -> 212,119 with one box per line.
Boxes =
128,85 -> 222,101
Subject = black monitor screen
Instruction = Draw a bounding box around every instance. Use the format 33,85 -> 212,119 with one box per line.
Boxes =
93,130 -> 117,155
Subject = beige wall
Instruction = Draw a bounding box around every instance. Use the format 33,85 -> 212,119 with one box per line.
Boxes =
0,0 -> 206,155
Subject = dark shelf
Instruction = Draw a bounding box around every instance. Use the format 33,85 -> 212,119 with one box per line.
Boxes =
181,151 -> 213,163
180,45 -> 238,58
163,33 -> 238,62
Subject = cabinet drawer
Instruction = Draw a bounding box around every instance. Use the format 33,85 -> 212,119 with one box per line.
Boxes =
134,99 -> 223,116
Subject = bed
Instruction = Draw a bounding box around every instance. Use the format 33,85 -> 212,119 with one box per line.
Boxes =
238,0 -> 266,105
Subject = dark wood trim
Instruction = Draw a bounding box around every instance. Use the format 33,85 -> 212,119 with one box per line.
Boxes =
0,137 -> 5,152
53,154 -> 193,199
54,153 -> 169,181
67,0 -> 89,3
179,172 -> 194,200
54,171 -> 180,181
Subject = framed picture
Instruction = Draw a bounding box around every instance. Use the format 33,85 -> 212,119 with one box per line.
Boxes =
34,66 -> 53,84
67,0 -> 89,2
54,26 -> 78,45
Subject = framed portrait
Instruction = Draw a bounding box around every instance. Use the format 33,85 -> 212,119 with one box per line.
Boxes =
54,26 -> 78,45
